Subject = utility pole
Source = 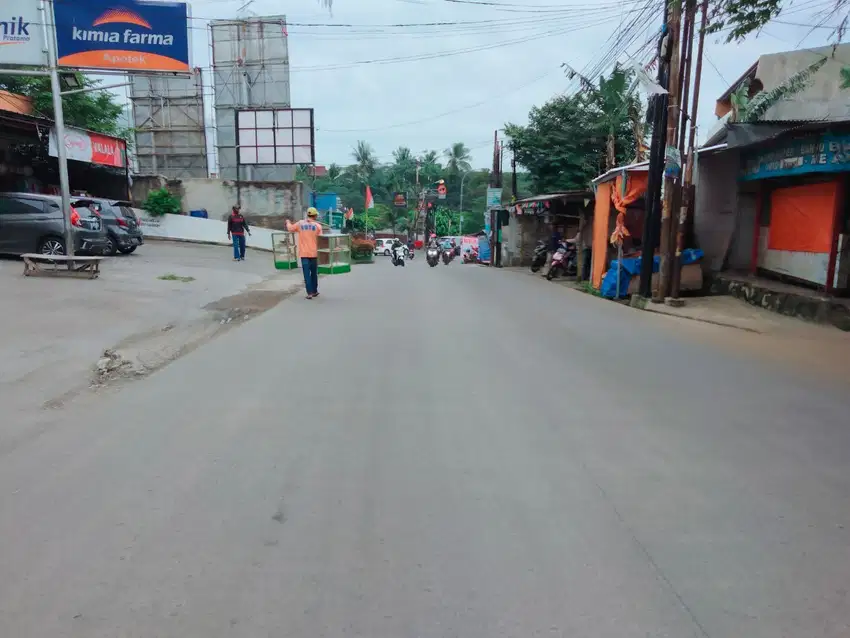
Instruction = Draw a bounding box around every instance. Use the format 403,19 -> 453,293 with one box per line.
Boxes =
511,144 -> 517,200
677,0 -> 696,157
655,0 -> 682,302
45,0 -> 74,260
637,1 -> 671,300
670,0 -> 709,301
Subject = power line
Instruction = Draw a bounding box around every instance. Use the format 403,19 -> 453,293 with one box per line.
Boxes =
321,68 -> 557,133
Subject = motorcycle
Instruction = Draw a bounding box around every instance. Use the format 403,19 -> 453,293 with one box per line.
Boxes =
463,246 -> 479,264
545,240 -> 577,280
441,248 -> 453,265
391,244 -> 406,267
426,246 -> 440,267
530,240 -> 548,273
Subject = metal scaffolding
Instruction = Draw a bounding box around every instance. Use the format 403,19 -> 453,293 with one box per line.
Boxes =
130,69 -> 209,179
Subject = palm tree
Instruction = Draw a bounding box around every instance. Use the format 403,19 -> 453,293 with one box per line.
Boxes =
443,142 -> 472,176
393,146 -> 414,165
389,146 -> 416,192
351,140 -> 377,184
327,163 -> 341,183
418,150 -> 442,185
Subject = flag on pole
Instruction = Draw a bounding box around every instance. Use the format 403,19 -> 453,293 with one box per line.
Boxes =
365,185 -> 375,210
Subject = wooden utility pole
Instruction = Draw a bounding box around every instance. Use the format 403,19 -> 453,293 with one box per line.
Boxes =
637,0 -> 671,300
677,0 -> 696,156
670,0 -> 709,300
655,0 -> 682,302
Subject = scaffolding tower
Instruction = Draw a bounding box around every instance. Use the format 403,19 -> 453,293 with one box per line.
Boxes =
130,69 -> 209,178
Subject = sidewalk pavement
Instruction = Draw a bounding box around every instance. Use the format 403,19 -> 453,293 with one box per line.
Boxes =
642,295 -> 790,334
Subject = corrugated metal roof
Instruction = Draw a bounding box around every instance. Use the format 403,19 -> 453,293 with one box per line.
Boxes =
513,190 -> 592,205
591,161 -> 650,185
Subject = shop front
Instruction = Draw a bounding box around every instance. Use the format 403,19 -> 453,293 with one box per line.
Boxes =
505,191 -> 593,268
590,163 -> 649,289
0,111 -> 129,200
742,130 -> 850,294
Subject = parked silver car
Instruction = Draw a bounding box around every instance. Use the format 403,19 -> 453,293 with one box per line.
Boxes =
85,198 -> 144,256
0,193 -> 108,256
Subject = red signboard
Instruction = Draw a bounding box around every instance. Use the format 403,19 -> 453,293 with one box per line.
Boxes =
49,127 -> 126,168
89,133 -> 126,168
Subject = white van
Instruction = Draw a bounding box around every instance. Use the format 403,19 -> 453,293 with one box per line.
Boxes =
374,238 -> 407,256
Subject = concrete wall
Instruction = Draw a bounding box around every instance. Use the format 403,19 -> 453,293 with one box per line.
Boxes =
137,210 -> 278,251
131,176 -> 306,229
753,44 -> 850,122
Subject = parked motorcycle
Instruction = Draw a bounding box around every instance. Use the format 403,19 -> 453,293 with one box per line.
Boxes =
391,244 -> 406,267
426,247 -> 440,267
463,246 -> 479,264
545,240 -> 577,280
530,240 -> 548,273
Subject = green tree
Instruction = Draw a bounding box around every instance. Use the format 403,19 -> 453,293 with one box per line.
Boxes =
418,150 -> 442,185
351,140 -> 377,185
443,142 -> 472,176
388,146 -> 416,193
506,66 -> 641,193
0,74 -> 127,138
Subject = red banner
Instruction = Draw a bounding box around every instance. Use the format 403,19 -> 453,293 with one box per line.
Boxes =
89,133 -> 126,168
49,127 -> 127,168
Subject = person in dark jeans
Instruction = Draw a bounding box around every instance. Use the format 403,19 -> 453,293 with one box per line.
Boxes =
286,207 -> 324,299
226,205 -> 251,261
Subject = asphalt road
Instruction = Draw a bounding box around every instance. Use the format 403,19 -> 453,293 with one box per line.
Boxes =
1,257 -> 849,638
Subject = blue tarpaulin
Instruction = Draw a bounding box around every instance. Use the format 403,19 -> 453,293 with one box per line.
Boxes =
600,248 -> 703,299
478,235 -> 491,264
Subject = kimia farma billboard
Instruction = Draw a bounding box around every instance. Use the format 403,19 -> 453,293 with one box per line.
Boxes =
53,0 -> 190,72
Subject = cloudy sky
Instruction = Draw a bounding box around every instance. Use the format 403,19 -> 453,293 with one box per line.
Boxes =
132,0 -> 845,170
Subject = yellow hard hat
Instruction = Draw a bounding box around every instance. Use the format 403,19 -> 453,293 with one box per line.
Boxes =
307,207 -> 319,217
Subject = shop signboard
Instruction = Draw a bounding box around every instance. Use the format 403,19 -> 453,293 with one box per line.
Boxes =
486,187 -> 502,208
49,127 -> 127,168
392,192 -> 407,208
52,0 -> 190,72
742,132 -> 850,181
0,4 -> 47,67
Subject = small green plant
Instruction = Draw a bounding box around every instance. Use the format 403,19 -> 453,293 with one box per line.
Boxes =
578,281 -> 601,296
143,188 -> 181,217
158,273 -> 195,283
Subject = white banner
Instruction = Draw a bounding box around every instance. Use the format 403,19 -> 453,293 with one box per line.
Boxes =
49,128 -> 93,164
48,127 -> 127,168
0,4 -> 47,67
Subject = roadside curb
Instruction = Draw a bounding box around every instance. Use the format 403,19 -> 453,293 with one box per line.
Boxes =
639,304 -> 764,333
144,236 -> 274,253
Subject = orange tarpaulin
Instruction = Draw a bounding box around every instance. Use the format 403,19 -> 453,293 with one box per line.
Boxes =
592,182 -> 612,288
610,172 -> 648,246
611,172 -> 648,213
768,181 -> 837,253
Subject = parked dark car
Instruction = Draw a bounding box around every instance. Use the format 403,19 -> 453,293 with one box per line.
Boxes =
85,198 -> 144,255
0,193 -> 108,256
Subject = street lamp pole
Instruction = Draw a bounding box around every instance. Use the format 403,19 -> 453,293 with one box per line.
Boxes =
459,171 -> 469,218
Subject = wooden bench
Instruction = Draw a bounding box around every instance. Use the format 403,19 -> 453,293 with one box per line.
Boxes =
21,254 -> 104,279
